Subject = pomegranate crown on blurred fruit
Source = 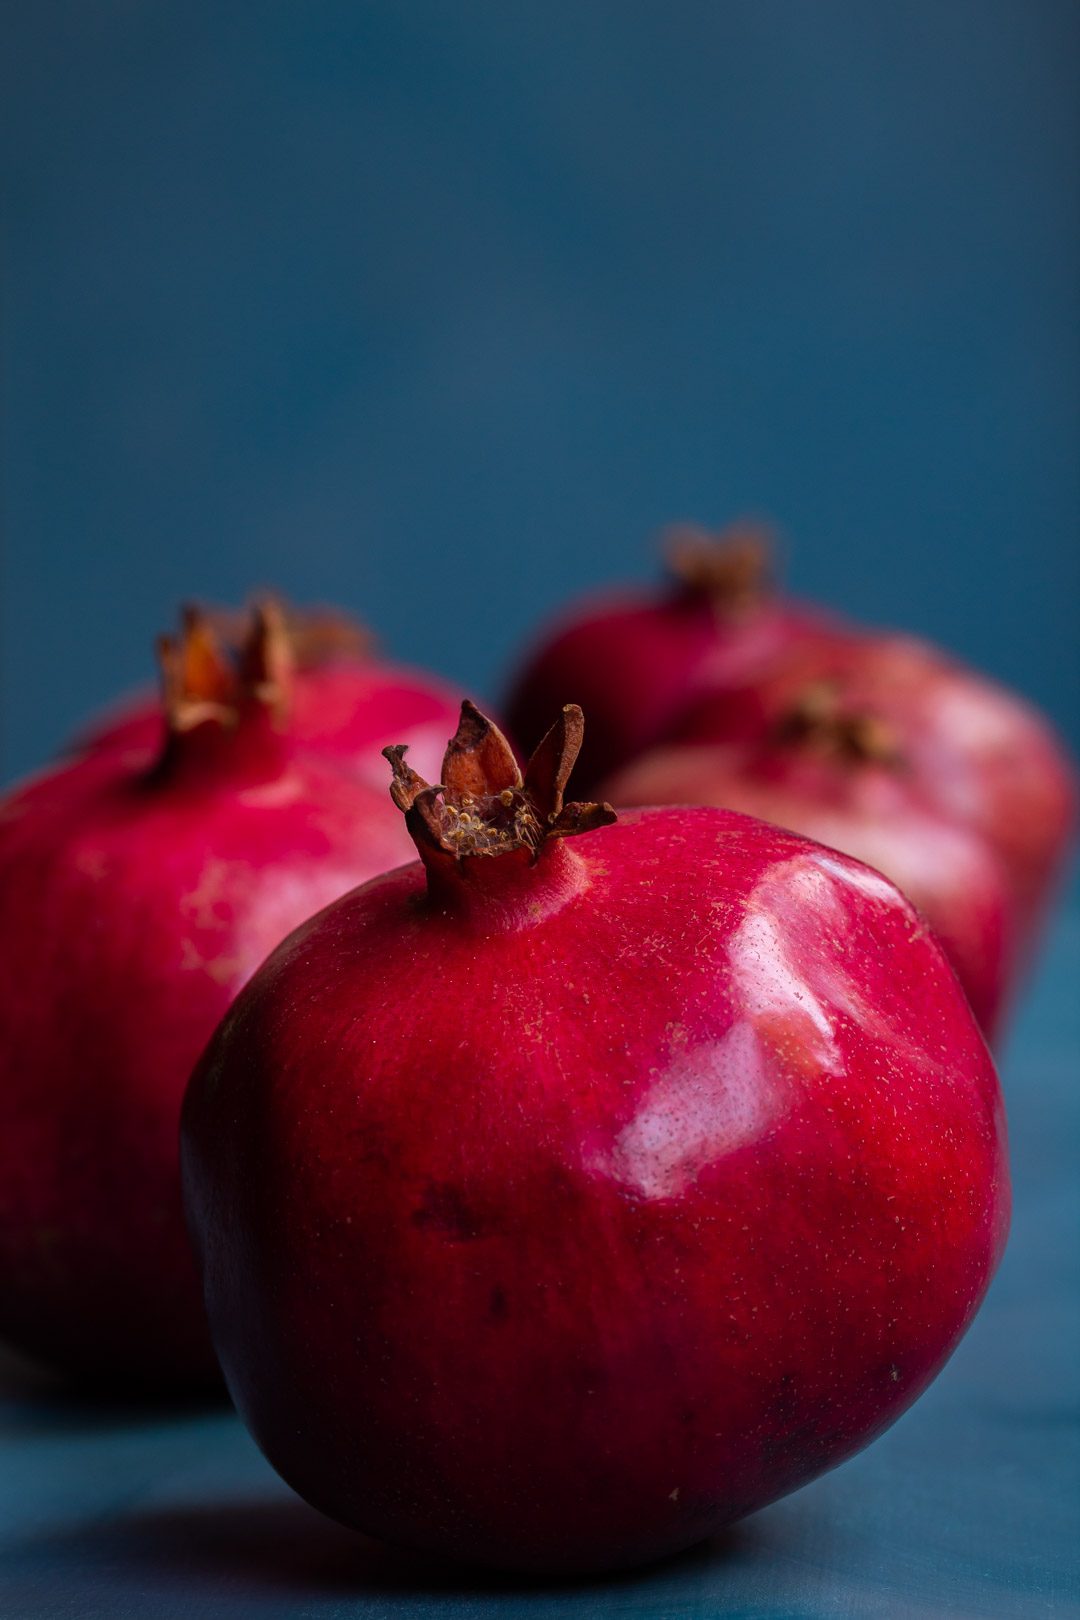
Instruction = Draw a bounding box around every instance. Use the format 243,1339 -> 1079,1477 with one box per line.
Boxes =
663,519 -> 776,612
157,601 -> 294,731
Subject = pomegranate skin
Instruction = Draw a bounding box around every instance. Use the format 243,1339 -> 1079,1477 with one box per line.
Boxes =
287,662 -> 465,788
603,742 -> 1016,1041
670,634 -> 1078,969
0,636 -> 425,1388
837,638 -> 1077,964
182,805 -> 1008,1573
504,531 -> 840,791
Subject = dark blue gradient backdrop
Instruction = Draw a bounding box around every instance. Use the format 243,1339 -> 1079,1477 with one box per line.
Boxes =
3,2 -> 1078,780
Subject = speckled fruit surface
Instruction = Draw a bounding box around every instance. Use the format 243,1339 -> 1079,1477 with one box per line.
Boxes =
182,707 -> 1009,1575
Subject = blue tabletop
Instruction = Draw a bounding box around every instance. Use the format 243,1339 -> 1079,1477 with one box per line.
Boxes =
3,907 -> 1078,1620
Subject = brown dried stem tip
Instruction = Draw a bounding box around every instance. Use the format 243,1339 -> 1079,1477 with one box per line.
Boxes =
202,597 -> 375,671
385,701 -> 616,862
664,520 -> 773,616
157,599 -> 294,735
777,681 -> 902,768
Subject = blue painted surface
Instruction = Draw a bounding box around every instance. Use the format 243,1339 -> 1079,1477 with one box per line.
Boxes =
2,1 -> 1079,787
1,900 -> 1077,1619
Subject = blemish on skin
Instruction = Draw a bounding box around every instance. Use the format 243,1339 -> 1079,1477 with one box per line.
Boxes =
890,1365 -> 900,1381
73,847 -> 109,880
235,773 -> 304,808
669,1487 -> 680,1502
490,1284 -> 509,1320
181,858 -> 235,930
412,1182 -> 489,1241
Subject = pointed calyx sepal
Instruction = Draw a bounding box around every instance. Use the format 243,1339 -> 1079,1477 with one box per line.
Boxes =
664,520 -> 773,615
777,680 -> 902,767
157,600 -> 294,736
384,701 -> 616,863
204,598 -> 374,670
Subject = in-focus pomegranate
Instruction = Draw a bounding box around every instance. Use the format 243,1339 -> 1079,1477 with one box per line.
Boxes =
0,605 -> 431,1388
663,634 -> 1077,977
504,523 -> 842,791
71,598 -> 463,789
603,685 -> 1017,1040
182,701 -> 1009,1574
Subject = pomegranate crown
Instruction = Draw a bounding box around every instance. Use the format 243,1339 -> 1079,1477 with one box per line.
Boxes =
385,702 -> 616,862
777,680 -> 902,767
157,600 -> 295,734
200,598 -> 374,671
663,519 -> 774,613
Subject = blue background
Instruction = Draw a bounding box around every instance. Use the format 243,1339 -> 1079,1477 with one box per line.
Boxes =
2,0 -> 1078,781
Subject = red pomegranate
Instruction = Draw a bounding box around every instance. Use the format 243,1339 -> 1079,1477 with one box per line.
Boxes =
504,524 -> 842,791
665,634 -> 1077,973
182,701 -> 1009,1574
603,686 -> 1017,1041
0,605 -> 429,1388
72,598 -> 463,789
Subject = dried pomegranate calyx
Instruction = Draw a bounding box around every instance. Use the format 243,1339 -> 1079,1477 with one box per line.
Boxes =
204,596 -> 375,671
663,521 -> 773,615
384,701 -> 616,862
157,601 -> 295,737
777,680 -> 902,767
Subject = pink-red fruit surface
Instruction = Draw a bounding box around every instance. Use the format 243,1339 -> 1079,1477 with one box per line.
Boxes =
182,709 -> 1008,1574
0,608 -> 440,1387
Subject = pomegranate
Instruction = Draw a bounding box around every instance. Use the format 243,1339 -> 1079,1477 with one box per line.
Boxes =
665,634 -> 1078,973
71,598 -> 463,789
504,523 -> 842,791
182,701 -> 1009,1574
603,686 -> 1017,1040
0,604 -> 429,1389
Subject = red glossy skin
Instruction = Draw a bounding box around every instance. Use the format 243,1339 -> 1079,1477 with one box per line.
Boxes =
505,583 -> 839,791
73,659 -> 464,789
0,713 -> 419,1388
603,745 -> 1015,1042
672,634 -> 1078,966
182,806 -> 1009,1573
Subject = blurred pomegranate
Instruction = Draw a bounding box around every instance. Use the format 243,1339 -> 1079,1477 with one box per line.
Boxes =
0,604 -> 435,1388
505,523 -> 843,791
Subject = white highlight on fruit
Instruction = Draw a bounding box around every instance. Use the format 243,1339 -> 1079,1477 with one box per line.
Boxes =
729,900 -> 838,1059
810,851 -> 904,912
605,1023 -> 785,1199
